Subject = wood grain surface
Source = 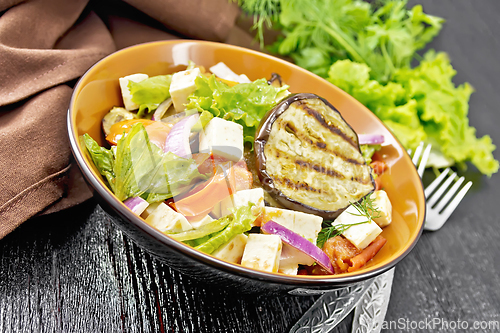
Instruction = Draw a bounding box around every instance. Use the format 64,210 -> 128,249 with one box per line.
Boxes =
1,1 -> 500,332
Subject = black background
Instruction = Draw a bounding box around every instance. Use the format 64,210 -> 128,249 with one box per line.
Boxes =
1,1 -> 499,332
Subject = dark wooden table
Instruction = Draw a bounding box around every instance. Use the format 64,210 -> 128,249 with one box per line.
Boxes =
1,1 -> 499,332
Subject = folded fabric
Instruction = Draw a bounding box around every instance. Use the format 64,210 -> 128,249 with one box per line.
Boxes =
0,0 -> 241,239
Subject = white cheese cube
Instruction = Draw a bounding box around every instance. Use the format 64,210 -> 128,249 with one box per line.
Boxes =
209,62 -> 241,82
241,234 -> 282,273
238,74 -> 252,83
261,207 -> 323,244
144,202 -> 193,233
371,190 -> 392,228
212,234 -> 248,264
119,73 -> 149,110
169,67 -> 201,112
188,214 -> 214,229
278,262 -> 299,275
333,205 -> 382,249
210,202 -> 222,219
140,201 -> 162,219
199,117 -> 244,161
220,188 -> 265,220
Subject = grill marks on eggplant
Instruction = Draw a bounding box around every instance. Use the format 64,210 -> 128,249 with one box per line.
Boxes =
282,120 -> 364,167
262,97 -> 374,212
295,100 -> 358,149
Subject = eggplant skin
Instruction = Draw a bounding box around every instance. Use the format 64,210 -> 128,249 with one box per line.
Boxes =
255,93 -> 375,219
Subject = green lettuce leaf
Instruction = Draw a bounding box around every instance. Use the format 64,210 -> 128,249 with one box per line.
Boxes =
185,74 -> 289,144
128,75 -> 172,117
360,144 -> 381,164
328,53 -> 498,176
84,123 -> 206,202
168,218 -> 232,241
194,204 -> 256,254
81,134 -> 116,191
191,110 -> 214,132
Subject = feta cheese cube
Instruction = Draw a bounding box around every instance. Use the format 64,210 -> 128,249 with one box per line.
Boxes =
241,234 -> 282,273
261,207 -> 323,244
220,188 -> 265,220
210,202 -> 222,219
209,62 -> 241,82
188,214 -> 214,229
144,202 -> 193,233
119,73 -> 149,110
371,190 -> 392,228
238,74 -> 252,83
333,205 -> 382,249
212,234 -> 248,264
140,201 -> 162,219
199,117 -> 244,162
169,67 -> 201,112
278,262 -> 299,275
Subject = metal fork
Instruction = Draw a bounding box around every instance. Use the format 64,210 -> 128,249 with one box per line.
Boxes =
410,142 -> 473,231
424,167 -> 473,231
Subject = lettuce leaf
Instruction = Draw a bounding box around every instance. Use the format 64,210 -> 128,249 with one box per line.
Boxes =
194,204 -> 256,254
186,74 -> 289,144
83,123 -> 206,202
81,134 -> 116,191
128,75 -> 172,117
168,218 -> 232,241
328,53 -> 498,176
360,144 -> 381,164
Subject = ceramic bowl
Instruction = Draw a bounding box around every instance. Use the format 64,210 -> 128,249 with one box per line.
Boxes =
67,40 -> 425,294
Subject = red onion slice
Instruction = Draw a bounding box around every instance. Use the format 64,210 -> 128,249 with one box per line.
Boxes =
124,197 -> 149,216
261,220 -> 334,274
164,113 -> 199,158
358,134 -> 384,145
152,98 -> 173,121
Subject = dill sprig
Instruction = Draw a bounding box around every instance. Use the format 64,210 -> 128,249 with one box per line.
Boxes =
316,193 -> 380,248
233,0 -> 281,47
348,192 -> 382,221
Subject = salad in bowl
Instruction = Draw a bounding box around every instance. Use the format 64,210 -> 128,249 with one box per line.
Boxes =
68,40 -> 425,292
82,60 -> 393,276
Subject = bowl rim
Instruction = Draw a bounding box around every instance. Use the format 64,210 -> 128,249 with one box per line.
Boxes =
67,39 -> 426,286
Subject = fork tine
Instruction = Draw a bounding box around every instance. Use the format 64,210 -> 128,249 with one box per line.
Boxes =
426,181 -> 473,231
424,168 -> 451,198
427,171 -> 457,207
417,144 -> 432,178
434,176 -> 465,213
438,181 -> 473,223
412,142 -> 424,166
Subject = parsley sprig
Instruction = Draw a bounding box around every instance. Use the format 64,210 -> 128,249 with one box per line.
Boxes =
316,193 -> 381,248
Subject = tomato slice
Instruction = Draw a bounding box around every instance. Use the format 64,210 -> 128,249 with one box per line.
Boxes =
106,119 -> 173,150
171,161 -> 236,217
144,121 -> 174,151
233,159 -> 253,191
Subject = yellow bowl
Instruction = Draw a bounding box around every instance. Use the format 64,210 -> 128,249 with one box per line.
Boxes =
68,40 -> 425,293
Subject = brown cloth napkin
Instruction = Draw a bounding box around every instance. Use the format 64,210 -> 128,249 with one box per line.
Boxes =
0,0 -> 244,239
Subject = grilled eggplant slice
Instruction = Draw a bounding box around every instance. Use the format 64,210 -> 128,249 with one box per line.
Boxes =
102,106 -> 136,136
254,93 -> 375,219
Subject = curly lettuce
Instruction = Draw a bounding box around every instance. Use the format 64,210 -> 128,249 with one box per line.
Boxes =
328,52 -> 498,176
128,75 -> 172,117
185,74 -> 289,144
